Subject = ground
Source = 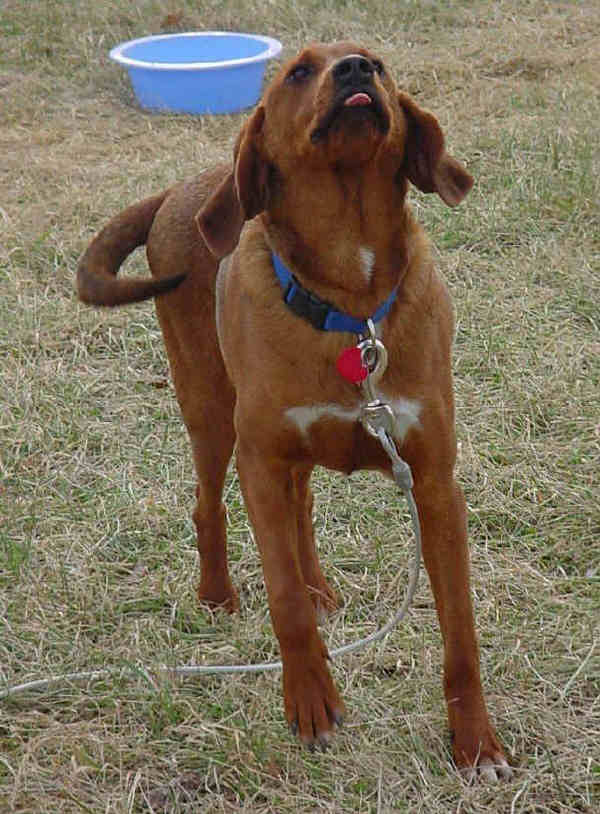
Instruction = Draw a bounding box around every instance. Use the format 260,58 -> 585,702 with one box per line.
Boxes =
1,1 -> 599,812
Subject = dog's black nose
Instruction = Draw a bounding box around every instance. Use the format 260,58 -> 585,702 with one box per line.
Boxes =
332,55 -> 374,86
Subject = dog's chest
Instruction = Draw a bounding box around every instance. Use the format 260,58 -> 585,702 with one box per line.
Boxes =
285,396 -> 421,473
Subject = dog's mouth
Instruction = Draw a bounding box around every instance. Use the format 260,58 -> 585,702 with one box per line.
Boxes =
310,88 -> 390,144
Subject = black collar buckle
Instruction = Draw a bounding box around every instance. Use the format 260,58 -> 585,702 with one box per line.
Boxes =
284,277 -> 332,331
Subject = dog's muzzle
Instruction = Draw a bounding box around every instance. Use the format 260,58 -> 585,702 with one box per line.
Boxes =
311,56 -> 390,143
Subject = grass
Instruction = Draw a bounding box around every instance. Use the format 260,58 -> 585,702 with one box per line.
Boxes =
1,0 -> 599,811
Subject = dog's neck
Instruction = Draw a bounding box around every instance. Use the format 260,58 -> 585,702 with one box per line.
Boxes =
261,162 -> 415,319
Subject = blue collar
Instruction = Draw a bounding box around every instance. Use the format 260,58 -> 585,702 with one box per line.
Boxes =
272,252 -> 397,334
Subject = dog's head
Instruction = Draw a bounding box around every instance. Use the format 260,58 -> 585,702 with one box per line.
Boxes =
197,42 -> 473,257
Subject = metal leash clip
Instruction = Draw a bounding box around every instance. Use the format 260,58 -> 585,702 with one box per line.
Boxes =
358,319 -> 395,438
358,320 -> 414,493
357,319 -> 387,400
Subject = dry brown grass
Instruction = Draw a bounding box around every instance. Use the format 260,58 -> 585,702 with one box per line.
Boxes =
1,1 -> 599,811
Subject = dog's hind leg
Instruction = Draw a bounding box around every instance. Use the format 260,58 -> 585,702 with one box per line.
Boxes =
154,286 -> 238,613
293,467 -> 338,617
189,407 -> 238,613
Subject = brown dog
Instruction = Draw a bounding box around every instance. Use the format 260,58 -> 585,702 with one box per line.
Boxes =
78,42 -> 511,779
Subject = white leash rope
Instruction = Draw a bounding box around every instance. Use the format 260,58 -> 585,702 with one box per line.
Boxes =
1,477 -> 420,699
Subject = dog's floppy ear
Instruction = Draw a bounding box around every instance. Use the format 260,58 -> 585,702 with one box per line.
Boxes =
398,92 -> 473,206
196,106 -> 268,258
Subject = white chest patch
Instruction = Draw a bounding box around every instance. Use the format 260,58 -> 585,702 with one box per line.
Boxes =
359,246 -> 375,283
286,396 -> 421,443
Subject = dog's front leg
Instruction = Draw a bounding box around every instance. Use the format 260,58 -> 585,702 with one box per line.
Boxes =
412,472 -> 511,779
236,443 -> 345,749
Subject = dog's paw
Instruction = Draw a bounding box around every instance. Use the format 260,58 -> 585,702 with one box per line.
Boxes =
460,755 -> 513,784
197,577 -> 240,614
453,727 -> 513,783
282,642 -> 345,750
307,579 -> 339,621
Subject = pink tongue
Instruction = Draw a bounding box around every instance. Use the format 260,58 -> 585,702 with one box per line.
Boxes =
344,92 -> 372,107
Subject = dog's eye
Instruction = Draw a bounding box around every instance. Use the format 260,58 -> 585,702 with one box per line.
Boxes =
286,64 -> 313,83
372,59 -> 385,76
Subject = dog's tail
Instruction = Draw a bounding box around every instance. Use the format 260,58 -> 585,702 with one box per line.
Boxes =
77,191 -> 186,307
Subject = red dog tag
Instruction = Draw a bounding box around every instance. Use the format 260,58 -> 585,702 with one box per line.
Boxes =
336,346 -> 368,383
